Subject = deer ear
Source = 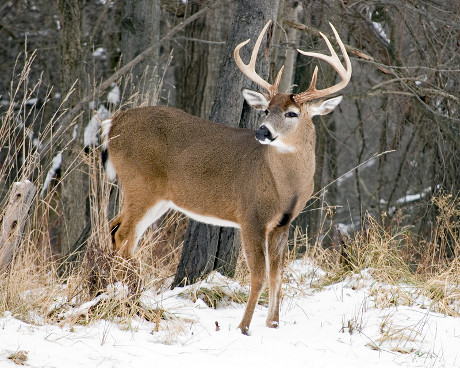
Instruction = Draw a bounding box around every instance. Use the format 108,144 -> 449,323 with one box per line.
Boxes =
310,95 -> 343,117
242,88 -> 269,110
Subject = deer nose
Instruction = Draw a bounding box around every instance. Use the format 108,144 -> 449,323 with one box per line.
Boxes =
256,125 -> 274,142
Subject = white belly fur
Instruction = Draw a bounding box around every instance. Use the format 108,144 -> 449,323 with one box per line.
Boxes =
169,202 -> 241,229
135,201 -> 240,250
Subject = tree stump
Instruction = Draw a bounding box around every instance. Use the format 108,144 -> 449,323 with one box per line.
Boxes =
0,180 -> 36,271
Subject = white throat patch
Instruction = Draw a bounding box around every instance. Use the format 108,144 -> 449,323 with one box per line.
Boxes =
270,139 -> 295,153
257,136 -> 295,153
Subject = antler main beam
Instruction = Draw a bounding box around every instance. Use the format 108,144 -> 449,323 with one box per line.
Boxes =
234,20 -> 284,98
293,23 -> 352,104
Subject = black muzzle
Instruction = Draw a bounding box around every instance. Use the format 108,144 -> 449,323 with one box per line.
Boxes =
256,125 -> 275,142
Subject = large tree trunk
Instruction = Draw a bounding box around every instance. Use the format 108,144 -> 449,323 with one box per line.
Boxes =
56,0 -> 88,258
174,2 -> 228,117
121,0 -> 160,100
172,0 -> 280,287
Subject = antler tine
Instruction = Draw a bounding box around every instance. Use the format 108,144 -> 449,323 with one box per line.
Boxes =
272,65 -> 285,96
234,20 -> 283,97
293,23 -> 352,104
307,66 -> 318,91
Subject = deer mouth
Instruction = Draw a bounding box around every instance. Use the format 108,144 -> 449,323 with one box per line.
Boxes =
255,125 -> 276,143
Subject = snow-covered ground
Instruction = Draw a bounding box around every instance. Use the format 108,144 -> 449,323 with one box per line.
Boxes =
1,260 -> 459,368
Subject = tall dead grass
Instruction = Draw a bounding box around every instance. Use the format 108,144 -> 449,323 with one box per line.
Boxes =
0,53 -> 183,326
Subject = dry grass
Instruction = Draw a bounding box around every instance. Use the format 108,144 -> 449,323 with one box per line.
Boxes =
0,52 -> 183,329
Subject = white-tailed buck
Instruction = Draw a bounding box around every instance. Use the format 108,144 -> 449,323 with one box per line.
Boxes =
102,21 -> 351,334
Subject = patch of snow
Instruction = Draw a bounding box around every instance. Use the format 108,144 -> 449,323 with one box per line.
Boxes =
92,47 -> 106,59
1,263 -> 460,368
396,191 -> 428,204
337,158 -> 377,186
367,8 -> 390,45
371,21 -> 390,44
381,187 -> 435,215
84,105 -> 110,146
25,98 -> 39,106
344,268 -> 376,290
108,84 -> 120,106
32,138 -> 42,149
286,259 -> 326,287
337,222 -> 354,235
40,152 -> 62,197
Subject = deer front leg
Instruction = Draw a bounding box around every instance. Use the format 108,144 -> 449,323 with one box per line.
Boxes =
266,225 -> 289,328
238,227 -> 267,335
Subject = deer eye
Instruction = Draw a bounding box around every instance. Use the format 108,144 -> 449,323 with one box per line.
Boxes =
285,111 -> 298,118
264,109 -> 269,115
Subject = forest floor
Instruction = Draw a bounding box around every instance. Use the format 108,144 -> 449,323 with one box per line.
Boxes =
1,259 -> 459,368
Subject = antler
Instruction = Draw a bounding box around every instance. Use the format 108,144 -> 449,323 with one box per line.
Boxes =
293,23 -> 351,104
234,20 -> 284,98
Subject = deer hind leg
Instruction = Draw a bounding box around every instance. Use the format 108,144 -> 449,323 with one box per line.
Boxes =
238,227 -> 267,335
266,225 -> 289,328
110,200 -> 170,258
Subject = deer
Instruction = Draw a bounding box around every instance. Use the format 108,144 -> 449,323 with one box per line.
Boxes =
101,21 -> 351,334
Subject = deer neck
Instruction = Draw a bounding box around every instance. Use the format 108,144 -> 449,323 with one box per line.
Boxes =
265,122 -> 316,189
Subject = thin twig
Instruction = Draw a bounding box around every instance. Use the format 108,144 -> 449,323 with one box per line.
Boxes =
303,150 -> 395,212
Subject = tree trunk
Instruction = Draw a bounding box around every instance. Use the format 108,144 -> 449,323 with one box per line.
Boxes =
174,2 -> 228,117
56,0 -> 88,258
173,0 -> 280,287
121,0 -> 160,100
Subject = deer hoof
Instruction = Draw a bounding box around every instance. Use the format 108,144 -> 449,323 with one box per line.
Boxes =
239,325 -> 250,335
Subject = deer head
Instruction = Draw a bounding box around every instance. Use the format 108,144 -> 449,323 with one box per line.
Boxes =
235,21 -> 351,153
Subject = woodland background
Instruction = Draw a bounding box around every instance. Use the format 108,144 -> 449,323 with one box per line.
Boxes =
0,0 -> 459,281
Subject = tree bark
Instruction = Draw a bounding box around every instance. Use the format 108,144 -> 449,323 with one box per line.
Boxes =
173,0 -> 280,287
121,0 -> 160,98
56,0 -> 88,258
